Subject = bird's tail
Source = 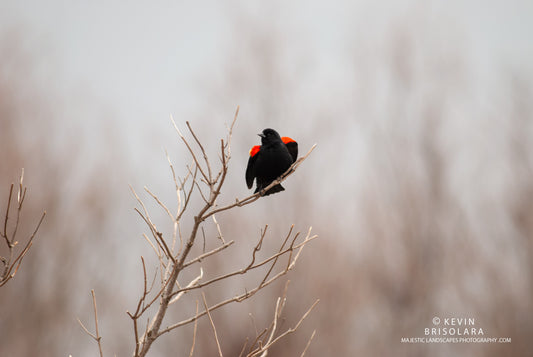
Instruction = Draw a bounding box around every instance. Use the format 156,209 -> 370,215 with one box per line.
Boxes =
256,184 -> 285,196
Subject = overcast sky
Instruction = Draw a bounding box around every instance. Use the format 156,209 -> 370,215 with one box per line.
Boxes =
2,1 -> 532,132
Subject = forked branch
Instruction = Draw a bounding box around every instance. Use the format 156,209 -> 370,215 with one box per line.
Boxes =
77,290 -> 104,357
1,169 -> 46,287
245,281 -> 319,357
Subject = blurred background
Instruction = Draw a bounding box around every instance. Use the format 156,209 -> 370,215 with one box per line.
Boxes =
1,1 -> 532,356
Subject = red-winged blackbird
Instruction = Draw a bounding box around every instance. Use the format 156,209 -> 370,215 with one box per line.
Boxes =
246,128 -> 298,196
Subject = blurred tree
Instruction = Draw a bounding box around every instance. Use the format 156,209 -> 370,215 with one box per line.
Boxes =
0,33 -> 128,356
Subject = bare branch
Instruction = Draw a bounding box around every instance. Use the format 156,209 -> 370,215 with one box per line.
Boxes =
144,186 -> 174,222
77,318 -> 97,340
186,121 -> 213,185
142,233 -> 161,261
77,290 -> 104,357
134,207 -> 175,263
189,300 -> 199,357
202,292 -> 223,357
260,297 -> 283,357
182,240 -> 235,269
177,162 -> 198,222
170,229 -> 316,297
92,290 -> 104,357
165,149 -> 182,213
169,268 -> 203,305
7,210 -> 45,278
1,183 -> 13,244
194,179 -> 210,205
1,170 -> 46,287
211,214 -> 226,244
224,106 -> 239,157
170,115 -> 210,184
157,230 -> 316,336
238,337 -> 249,357
249,299 -> 320,357
300,330 -> 317,357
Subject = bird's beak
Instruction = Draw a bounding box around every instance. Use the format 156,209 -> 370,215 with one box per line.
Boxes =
258,133 -> 265,138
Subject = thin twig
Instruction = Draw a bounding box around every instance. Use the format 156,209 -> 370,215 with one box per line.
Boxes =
142,233 -> 161,261
4,211 -> 46,282
238,337 -> 249,357
130,185 -> 176,263
144,186 -> 174,221
250,300 -> 320,357
182,240 -> 235,268
178,163 -> 198,222
260,297 -> 282,357
1,184 -> 13,244
189,300 -> 199,357
202,292 -> 223,357
224,106 -> 239,158
1,170 -> 46,287
170,231 -> 316,297
170,115 -> 210,184
169,268 -> 203,304
186,121 -> 213,184
300,330 -> 317,357
77,290 -> 104,357
134,207 -> 175,263
253,281 -> 291,357
212,214 -> 226,244
158,230 -> 316,336
92,290 -> 104,357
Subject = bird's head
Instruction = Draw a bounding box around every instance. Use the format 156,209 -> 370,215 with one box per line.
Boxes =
258,128 -> 281,145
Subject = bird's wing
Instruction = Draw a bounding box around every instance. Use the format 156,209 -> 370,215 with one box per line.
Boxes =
246,146 -> 260,189
282,137 -> 298,162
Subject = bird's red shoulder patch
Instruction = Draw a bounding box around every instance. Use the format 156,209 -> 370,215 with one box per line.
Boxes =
281,137 -> 296,144
249,145 -> 261,157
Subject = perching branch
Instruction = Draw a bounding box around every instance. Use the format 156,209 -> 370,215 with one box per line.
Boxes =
204,143 -> 317,217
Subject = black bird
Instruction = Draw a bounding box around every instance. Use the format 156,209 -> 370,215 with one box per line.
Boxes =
246,128 -> 298,196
